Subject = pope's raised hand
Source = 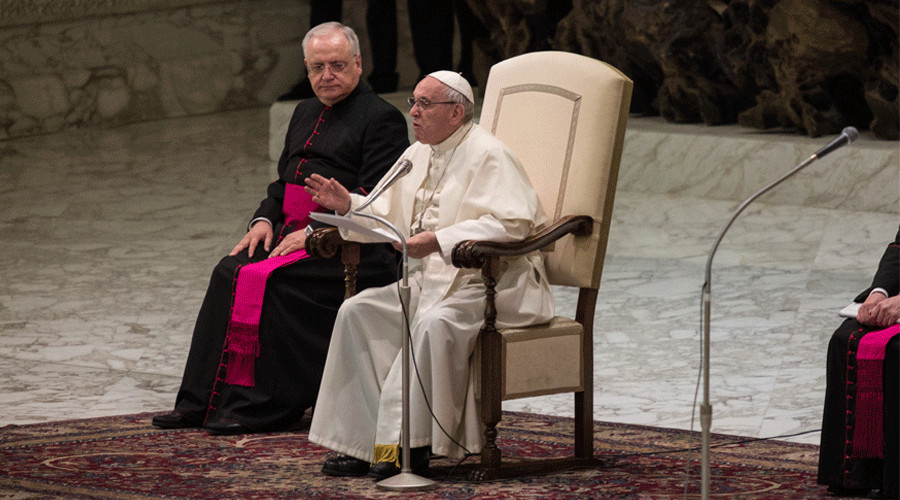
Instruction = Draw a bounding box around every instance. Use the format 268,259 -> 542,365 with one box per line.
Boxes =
305,174 -> 351,215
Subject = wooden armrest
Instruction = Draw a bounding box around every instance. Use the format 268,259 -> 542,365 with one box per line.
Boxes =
451,215 -> 593,269
304,226 -> 361,299
304,227 -> 349,259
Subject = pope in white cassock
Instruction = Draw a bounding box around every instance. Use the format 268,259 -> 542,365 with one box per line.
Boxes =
304,70 -> 555,480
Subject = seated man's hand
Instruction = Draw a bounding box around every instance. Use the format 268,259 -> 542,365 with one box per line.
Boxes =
396,231 -> 440,259
305,174 -> 351,215
230,221 -> 273,258
269,230 -> 306,258
857,292 -> 900,328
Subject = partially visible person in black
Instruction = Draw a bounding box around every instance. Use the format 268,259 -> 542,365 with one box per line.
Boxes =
818,225 -> 899,498
152,22 -> 407,435
406,0 -> 486,87
279,0 -> 399,100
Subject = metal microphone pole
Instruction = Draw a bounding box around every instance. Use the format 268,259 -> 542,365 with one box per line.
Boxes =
351,211 -> 436,491
699,127 -> 858,499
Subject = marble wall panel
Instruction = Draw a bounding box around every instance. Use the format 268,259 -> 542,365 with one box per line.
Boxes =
617,118 -> 900,214
0,0 -> 308,140
0,0 -> 424,141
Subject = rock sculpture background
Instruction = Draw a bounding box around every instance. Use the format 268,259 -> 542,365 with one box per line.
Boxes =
466,0 -> 898,139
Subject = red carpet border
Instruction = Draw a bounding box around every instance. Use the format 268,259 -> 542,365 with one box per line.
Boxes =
0,411 -> 829,499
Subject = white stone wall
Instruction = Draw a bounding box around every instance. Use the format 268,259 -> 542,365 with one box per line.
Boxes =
0,0 -> 427,140
0,0 -> 311,139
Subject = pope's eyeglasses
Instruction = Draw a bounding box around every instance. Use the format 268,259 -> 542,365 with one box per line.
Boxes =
407,97 -> 457,110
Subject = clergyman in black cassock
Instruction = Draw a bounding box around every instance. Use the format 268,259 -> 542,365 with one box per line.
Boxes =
154,23 -> 407,434
818,226 -> 899,498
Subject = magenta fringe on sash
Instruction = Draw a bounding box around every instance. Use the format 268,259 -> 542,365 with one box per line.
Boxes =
222,183 -> 321,387
851,323 -> 900,458
223,321 -> 262,386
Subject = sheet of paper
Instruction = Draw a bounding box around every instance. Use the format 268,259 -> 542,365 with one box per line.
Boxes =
310,212 -> 400,243
839,302 -> 860,318
838,301 -> 900,324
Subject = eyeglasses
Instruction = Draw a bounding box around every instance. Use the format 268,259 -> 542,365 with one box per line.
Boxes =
307,60 -> 352,75
407,97 -> 457,110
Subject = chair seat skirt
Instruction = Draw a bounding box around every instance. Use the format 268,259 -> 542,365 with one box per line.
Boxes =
498,317 -> 584,400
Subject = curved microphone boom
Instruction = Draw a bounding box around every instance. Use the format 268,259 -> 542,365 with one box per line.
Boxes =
354,159 -> 413,212
698,126 -> 858,499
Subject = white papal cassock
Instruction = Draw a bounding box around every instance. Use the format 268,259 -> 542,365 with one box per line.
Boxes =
308,121 -> 554,464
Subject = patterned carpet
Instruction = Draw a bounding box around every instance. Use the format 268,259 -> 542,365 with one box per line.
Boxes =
0,411 -> 829,499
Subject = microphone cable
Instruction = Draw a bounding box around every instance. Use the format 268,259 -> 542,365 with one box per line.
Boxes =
622,427 -> 820,460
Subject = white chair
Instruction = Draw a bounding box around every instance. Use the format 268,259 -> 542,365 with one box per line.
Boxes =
451,50 -> 632,480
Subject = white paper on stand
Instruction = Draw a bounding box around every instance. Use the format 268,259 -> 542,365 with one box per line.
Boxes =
310,212 -> 400,243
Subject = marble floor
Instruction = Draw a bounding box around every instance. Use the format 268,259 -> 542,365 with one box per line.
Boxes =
0,99 -> 897,454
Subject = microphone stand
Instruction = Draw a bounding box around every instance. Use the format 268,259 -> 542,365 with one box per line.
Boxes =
350,211 -> 436,491
699,133 -> 855,499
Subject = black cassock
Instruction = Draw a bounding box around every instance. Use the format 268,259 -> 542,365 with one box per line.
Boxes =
818,226 -> 899,497
170,83 -> 407,431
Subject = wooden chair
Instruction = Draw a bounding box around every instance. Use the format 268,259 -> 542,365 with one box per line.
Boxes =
451,51 -> 632,480
307,51 -> 632,481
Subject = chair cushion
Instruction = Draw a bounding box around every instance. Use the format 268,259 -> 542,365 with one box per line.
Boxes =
499,317 -> 584,400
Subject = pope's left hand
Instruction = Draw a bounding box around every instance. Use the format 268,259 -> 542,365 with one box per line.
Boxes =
396,231 -> 439,259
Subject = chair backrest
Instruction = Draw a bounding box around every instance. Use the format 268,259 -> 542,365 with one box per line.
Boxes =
479,51 -> 632,289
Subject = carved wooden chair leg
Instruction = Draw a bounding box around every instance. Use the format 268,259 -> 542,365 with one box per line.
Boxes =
341,243 -> 359,299
471,257 -> 501,481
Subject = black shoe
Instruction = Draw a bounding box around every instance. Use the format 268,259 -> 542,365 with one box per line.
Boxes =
204,421 -> 254,435
368,460 -> 401,480
151,412 -> 201,429
367,447 -> 430,480
322,455 -> 370,477
826,485 -> 872,497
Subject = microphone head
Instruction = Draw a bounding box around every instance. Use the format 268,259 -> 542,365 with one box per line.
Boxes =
842,126 -> 859,143
355,159 -> 413,212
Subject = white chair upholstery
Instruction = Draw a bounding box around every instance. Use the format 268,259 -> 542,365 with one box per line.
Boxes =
479,51 -> 631,289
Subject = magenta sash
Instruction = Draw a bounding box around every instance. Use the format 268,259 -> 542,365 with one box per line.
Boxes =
851,323 -> 900,458
283,179 -> 321,228
223,183 -> 320,386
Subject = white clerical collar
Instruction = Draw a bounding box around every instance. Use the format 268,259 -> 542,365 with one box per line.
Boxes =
431,121 -> 474,156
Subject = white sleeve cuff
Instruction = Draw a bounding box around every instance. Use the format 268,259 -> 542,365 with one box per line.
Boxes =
248,217 -> 272,231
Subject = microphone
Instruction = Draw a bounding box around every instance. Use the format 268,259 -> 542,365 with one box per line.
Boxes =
697,124 -> 859,499
814,126 -> 859,159
354,159 -> 413,212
